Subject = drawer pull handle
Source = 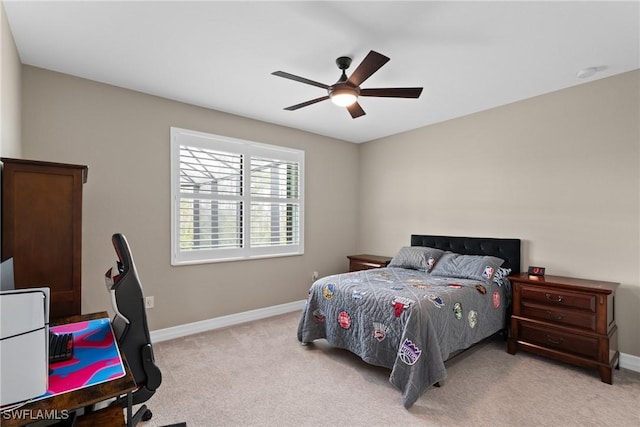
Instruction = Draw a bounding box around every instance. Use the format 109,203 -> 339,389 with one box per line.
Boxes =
545,293 -> 563,303
546,311 -> 564,321
546,335 -> 564,345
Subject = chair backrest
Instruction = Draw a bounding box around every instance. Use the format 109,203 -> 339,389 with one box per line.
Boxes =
105,233 -> 161,404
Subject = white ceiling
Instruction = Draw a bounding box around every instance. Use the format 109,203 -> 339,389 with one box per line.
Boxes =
4,1 -> 639,143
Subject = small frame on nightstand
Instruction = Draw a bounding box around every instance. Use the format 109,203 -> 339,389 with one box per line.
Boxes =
527,266 -> 546,276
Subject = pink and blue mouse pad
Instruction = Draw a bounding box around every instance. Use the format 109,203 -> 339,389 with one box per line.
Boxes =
46,317 -> 126,397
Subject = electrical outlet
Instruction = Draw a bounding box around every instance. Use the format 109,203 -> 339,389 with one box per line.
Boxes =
312,271 -> 319,280
145,296 -> 154,309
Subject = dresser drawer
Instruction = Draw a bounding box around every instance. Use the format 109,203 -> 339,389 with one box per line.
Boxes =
520,322 -> 598,359
521,285 -> 596,312
521,301 -> 596,331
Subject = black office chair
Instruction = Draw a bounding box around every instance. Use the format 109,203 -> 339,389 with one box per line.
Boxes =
105,233 -> 162,425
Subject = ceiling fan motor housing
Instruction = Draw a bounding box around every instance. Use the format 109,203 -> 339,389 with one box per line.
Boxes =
328,83 -> 360,98
336,56 -> 352,70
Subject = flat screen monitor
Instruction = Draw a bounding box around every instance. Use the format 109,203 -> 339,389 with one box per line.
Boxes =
0,258 -> 15,291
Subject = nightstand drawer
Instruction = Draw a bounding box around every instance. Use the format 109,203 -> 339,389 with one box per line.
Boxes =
521,301 -> 596,331
520,322 -> 598,359
347,254 -> 392,272
350,260 -> 382,271
521,285 -> 596,312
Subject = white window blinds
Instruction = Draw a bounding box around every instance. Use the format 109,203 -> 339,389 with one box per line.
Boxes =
171,128 -> 304,264
250,156 -> 300,248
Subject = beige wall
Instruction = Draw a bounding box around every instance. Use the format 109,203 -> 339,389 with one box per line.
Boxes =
16,59 -> 640,356
0,2 -> 21,157
358,70 -> 640,356
21,65 -> 359,330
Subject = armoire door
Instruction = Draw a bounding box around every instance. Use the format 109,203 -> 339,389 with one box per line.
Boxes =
2,158 -> 88,319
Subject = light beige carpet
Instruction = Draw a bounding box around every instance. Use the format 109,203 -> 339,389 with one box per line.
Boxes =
141,311 -> 640,427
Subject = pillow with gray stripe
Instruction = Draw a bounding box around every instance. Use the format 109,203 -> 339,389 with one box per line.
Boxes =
430,252 -> 505,284
388,246 -> 445,272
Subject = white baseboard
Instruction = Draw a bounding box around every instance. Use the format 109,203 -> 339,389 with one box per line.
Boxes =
149,299 -> 640,375
619,352 -> 640,373
149,299 -> 306,343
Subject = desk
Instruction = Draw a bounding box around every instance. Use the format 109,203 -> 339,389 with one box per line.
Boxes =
1,312 -> 136,427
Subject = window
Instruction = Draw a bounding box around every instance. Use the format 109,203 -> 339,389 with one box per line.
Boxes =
170,127 -> 304,265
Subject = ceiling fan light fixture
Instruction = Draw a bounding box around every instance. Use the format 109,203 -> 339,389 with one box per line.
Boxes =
329,85 -> 359,107
331,92 -> 358,107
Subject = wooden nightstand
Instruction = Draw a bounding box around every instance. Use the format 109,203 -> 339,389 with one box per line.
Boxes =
347,254 -> 392,272
508,273 -> 619,384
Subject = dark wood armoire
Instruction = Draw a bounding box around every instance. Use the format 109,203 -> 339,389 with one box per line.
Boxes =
1,158 -> 88,319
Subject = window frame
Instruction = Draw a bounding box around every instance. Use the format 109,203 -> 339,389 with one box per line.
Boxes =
170,127 -> 304,265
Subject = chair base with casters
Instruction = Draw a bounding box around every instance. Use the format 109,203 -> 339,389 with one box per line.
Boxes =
123,402 -> 153,425
114,343 -> 162,424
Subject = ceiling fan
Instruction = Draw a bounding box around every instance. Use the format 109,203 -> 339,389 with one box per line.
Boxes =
272,50 -> 423,119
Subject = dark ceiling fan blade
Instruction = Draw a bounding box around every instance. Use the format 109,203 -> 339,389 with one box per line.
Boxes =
346,102 -> 366,119
283,96 -> 330,111
359,87 -> 423,98
346,51 -> 390,87
271,71 -> 329,89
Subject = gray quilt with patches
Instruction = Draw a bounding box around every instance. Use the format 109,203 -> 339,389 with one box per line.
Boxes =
297,267 -> 510,408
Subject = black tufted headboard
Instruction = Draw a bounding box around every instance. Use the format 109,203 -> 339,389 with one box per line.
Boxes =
410,234 -> 521,273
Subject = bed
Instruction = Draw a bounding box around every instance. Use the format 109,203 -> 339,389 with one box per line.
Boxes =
297,234 -> 521,408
